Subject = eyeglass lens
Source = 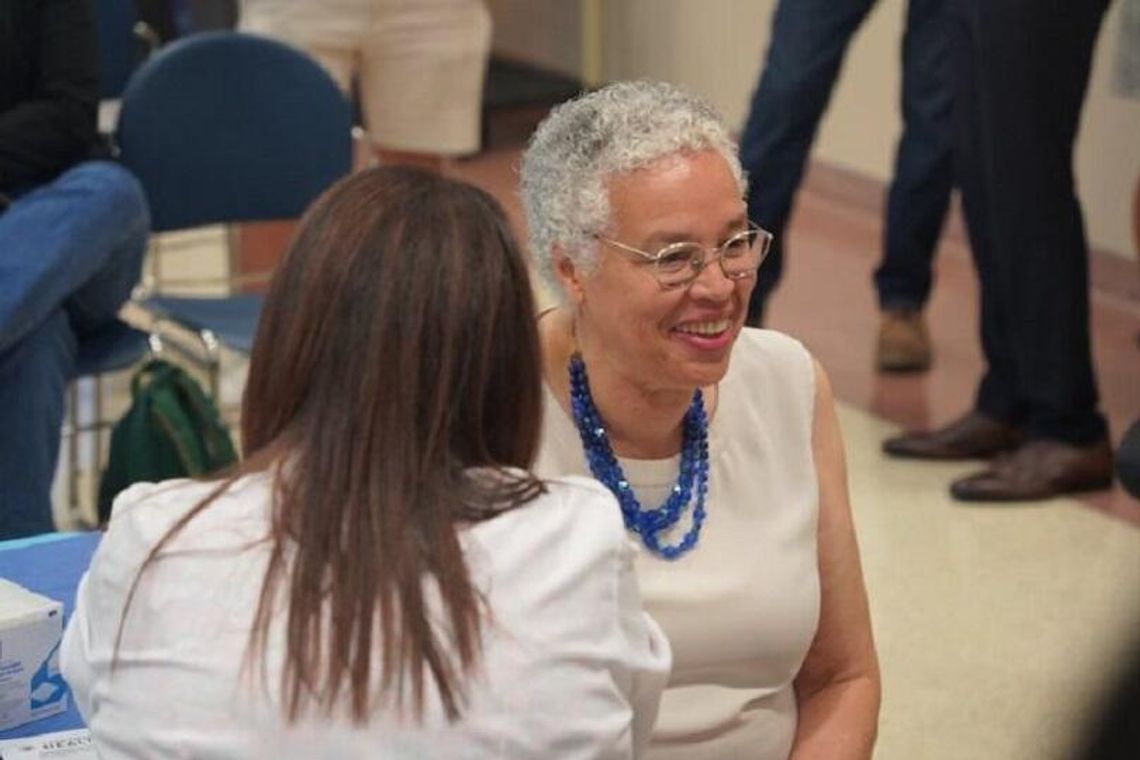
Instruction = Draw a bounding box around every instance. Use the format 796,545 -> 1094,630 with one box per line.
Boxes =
654,229 -> 764,286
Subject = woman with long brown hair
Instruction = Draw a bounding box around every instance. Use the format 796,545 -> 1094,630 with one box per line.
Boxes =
61,167 -> 669,758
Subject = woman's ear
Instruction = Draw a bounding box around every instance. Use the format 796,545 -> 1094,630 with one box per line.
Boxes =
553,246 -> 586,305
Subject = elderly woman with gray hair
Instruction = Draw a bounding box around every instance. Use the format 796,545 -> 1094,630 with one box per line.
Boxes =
522,81 -> 880,759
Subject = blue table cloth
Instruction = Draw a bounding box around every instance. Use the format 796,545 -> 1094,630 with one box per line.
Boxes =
0,532 -> 101,740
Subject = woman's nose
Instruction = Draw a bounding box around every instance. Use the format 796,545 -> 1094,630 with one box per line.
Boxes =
686,255 -> 736,300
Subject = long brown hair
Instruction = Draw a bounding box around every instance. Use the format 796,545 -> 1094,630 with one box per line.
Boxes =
119,167 -> 545,724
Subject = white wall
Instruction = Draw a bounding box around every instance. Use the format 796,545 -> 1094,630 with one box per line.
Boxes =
486,0 -> 582,76
489,0 -> 1140,260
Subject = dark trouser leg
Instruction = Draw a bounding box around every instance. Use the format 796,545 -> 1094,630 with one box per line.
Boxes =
873,0 -> 954,311
738,0 -> 876,322
958,0 -> 1109,444
948,0 -> 1024,425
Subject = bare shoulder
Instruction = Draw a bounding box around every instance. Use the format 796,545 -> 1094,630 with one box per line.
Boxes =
809,355 -> 835,410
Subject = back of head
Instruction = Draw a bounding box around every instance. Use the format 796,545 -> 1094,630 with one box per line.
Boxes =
244,166 -> 541,473
239,166 -> 544,723
519,80 -> 745,292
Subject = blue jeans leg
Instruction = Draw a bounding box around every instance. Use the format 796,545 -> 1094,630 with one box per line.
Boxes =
0,162 -> 148,538
874,0 -> 954,310
739,0 -> 876,321
0,162 -> 149,351
0,311 -> 76,539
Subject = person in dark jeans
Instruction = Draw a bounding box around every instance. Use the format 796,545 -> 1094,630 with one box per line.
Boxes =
739,0 -> 953,372
883,0 -> 1113,501
1,0 -> 149,538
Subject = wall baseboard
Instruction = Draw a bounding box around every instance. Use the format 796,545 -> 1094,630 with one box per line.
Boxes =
801,161 -> 1140,312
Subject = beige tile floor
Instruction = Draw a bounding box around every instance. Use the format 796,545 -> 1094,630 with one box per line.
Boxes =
55,155 -> 1140,759
842,404 -> 1140,759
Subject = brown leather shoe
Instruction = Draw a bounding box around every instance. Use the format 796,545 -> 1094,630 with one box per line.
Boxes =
883,411 -> 1025,460
876,308 -> 932,373
950,439 -> 1114,502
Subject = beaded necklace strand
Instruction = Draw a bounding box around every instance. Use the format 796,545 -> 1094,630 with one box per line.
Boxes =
567,352 -> 708,559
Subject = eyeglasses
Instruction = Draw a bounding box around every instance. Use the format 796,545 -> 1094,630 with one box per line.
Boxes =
595,223 -> 773,290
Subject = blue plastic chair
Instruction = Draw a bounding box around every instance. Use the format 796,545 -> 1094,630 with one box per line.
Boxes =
93,0 -> 161,101
115,31 -> 353,398
66,0 -> 156,518
93,0 -> 139,99
68,0 -> 158,513
74,0 -> 158,455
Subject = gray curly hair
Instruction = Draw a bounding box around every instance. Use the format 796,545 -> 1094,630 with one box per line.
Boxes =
519,80 -> 746,293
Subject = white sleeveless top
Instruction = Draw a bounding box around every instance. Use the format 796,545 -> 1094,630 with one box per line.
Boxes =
534,328 -> 821,760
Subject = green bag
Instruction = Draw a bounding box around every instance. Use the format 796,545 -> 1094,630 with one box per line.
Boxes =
98,359 -> 238,521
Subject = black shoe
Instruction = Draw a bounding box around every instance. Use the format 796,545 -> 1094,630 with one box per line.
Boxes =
883,411 -> 1024,461
950,438 -> 1114,502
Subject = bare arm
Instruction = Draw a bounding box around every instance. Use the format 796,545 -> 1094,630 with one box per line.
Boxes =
790,358 -> 881,759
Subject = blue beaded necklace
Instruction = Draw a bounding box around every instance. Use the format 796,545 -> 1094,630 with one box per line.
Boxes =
568,352 -> 708,560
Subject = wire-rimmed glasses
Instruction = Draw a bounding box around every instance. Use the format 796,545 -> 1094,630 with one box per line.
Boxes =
595,223 -> 773,290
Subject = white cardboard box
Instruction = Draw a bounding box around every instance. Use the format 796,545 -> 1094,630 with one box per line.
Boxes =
0,728 -> 94,759
0,580 -> 67,733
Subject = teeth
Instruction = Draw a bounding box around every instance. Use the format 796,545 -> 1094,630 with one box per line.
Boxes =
675,320 -> 730,336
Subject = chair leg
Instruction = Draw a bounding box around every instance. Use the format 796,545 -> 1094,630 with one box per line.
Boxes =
89,373 -> 106,527
150,236 -> 163,290
198,329 -> 222,402
226,225 -> 239,295
67,382 -> 80,521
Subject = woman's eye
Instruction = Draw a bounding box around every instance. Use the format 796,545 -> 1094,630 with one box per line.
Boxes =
658,248 -> 698,271
723,234 -> 752,253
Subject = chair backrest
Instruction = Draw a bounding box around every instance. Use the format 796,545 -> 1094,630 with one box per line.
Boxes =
115,32 -> 353,232
169,0 -> 238,36
94,0 -> 142,99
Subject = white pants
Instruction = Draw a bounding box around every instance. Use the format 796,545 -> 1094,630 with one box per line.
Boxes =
240,0 -> 491,155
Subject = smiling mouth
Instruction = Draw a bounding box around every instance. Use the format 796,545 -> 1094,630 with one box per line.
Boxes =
673,319 -> 732,336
